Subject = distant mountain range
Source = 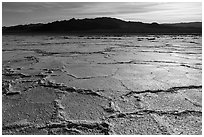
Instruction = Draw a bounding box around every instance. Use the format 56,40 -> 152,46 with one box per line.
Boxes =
2,17 -> 202,34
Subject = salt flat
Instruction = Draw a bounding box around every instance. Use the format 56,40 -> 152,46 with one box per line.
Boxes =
2,35 -> 202,135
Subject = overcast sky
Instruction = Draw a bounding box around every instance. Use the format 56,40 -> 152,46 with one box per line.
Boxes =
2,2 -> 202,26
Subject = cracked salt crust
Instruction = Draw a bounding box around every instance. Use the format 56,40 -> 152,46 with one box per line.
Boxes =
2,35 -> 202,135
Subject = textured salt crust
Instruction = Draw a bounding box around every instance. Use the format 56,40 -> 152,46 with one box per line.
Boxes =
2,35 -> 202,135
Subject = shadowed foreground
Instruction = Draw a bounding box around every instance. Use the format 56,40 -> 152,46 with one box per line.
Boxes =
2,35 -> 202,135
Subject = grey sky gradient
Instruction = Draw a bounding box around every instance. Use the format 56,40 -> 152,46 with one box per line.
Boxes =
2,2 -> 202,26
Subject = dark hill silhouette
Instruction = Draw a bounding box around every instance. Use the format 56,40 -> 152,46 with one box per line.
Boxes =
163,22 -> 202,28
2,17 -> 202,34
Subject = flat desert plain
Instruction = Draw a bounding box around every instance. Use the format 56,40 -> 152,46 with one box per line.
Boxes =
2,35 -> 202,135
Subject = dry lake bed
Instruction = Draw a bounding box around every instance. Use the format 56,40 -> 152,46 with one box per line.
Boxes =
2,35 -> 202,135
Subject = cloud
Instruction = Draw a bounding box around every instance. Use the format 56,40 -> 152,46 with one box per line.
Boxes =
2,2 -> 202,26
59,2 -> 163,16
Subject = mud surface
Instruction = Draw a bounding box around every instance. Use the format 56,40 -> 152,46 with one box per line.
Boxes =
2,35 -> 202,135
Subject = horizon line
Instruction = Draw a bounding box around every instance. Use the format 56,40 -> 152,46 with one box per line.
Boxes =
3,17 -> 202,27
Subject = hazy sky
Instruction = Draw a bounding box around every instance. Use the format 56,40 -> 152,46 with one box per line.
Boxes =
2,2 -> 202,26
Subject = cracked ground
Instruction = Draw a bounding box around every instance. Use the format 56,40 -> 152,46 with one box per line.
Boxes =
2,35 -> 202,135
